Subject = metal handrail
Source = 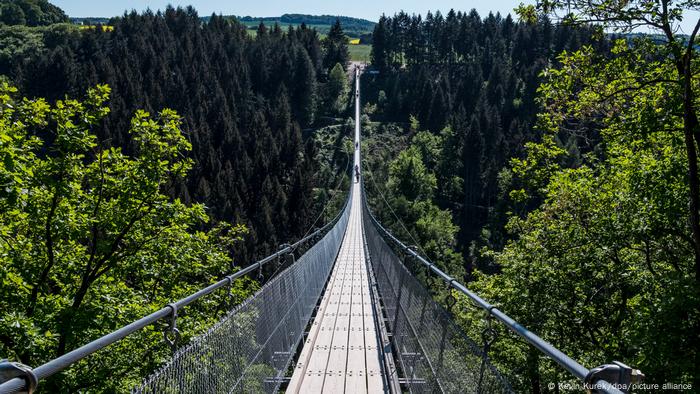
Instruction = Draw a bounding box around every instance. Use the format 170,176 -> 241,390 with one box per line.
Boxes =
361,185 -> 626,394
0,190 -> 352,394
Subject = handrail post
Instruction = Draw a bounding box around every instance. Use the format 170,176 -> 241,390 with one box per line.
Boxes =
163,303 -> 181,353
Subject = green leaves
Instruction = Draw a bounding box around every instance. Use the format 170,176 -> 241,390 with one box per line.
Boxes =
388,145 -> 437,202
366,124 -> 466,281
471,27 -> 699,390
509,135 -> 566,203
325,63 -> 350,115
0,85 -> 250,392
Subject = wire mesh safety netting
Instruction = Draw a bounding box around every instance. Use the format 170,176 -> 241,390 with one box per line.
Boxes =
362,204 -> 513,394
132,193 -> 352,394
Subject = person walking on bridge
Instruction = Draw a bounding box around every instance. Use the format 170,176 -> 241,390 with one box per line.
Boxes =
354,164 -> 360,183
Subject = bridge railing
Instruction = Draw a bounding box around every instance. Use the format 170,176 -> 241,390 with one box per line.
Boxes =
361,186 -> 630,394
0,189 -> 353,394
363,201 -> 512,393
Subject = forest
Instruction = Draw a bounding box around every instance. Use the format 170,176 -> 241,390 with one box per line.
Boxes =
362,4 -> 698,392
0,4 -> 355,392
1,0 -> 698,392
0,0 -> 67,26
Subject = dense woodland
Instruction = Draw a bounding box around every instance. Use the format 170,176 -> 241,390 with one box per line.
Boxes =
0,5 -> 354,392
363,10 -> 609,270
0,7 -> 355,262
1,0 -> 699,392
0,0 -> 67,26
234,14 -> 375,37
362,5 -> 699,392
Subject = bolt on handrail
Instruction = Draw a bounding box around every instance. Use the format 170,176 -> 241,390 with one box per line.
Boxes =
0,190 -> 352,394
361,185 -> 629,394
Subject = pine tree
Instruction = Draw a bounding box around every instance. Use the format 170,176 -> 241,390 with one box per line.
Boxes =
370,15 -> 389,72
322,18 -> 349,71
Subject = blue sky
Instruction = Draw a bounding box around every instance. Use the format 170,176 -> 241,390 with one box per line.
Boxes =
50,0 -> 527,21
52,0 -> 700,34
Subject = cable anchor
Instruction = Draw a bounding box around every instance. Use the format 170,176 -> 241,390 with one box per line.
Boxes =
0,359 -> 38,394
444,278 -> 458,312
163,303 -> 181,353
584,361 -> 644,394
477,308 -> 498,392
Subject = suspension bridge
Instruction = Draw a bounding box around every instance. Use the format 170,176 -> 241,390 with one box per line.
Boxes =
0,67 -> 640,394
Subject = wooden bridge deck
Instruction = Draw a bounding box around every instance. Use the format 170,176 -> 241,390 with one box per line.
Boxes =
286,182 -> 386,393
287,66 -> 386,394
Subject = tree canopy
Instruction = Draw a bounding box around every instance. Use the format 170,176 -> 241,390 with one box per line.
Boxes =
0,0 -> 68,26
0,8 -> 346,263
362,5 -> 699,391
0,7 -> 355,391
0,82 -> 252,391
322,18 -> 350,71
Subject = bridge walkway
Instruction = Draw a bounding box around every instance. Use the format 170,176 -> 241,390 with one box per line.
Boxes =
286,65 -> 387,394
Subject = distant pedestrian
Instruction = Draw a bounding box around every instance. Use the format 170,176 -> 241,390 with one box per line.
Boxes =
354,165 -> 360,183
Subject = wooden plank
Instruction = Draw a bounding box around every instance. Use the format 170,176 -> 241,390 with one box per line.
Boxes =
287,182 -> 387,393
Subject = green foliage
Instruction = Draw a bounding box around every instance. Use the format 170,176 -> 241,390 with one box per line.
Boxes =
322,18 -> 349,71
232,14 -> 376,38
367,5 -> 700,392
311,122 -> 352,223
387,146 -> 436,201
325,63 -> 350,115
411,130 -> 442,170
409,115 -> 420,133
0,0 -> 69,26
0,23 -> 80,81
366,125 -> 465,281
0,24 -> 44,64
365,10 -> 607,257
471,34 -> 700,390
1,8 -> 327,263
508,134 -> 566,204
0,2 -> 24,25
0,84 -> 252,392
514,3 -> 538,24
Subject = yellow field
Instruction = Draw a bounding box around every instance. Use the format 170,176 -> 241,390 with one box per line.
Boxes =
349,38 -> 360,45
79,25 -> 114,32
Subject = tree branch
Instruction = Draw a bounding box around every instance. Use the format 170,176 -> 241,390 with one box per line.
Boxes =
87,148 -> 107,268
27,189 -> 60,316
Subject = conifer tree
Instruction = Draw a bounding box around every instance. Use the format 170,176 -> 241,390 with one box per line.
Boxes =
322,18 -> 349,71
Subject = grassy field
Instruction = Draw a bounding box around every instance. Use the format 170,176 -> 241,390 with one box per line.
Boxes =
349,44 -> 371,62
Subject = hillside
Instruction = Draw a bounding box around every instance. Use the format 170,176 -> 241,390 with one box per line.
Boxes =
70,12 -> 373,62
229,13 -> 375,38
